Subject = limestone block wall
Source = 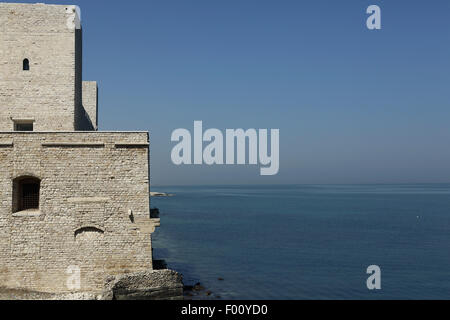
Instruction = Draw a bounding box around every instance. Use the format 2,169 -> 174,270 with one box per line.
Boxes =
0,3 -> 80,131
0,132 -> 154,294
82,81 -> 98,130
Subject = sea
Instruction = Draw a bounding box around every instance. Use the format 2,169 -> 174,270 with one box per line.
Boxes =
151,184 -> 450,300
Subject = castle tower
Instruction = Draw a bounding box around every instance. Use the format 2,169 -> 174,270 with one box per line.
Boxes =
0,3 -> 159,295
0,3 -> 96,131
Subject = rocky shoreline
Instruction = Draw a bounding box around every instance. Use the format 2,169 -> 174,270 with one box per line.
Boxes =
0,267 -> 225,301
102,269 -> 183,300
0,269 -> 184,301
183,281 -> 223,300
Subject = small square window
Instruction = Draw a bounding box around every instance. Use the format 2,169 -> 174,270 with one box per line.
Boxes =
14,122 -> 34,131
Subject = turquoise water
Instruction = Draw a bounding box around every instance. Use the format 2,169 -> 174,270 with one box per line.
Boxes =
151,185 -> 450,300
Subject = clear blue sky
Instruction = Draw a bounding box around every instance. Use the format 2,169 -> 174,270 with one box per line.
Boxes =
8,0 -> 450,185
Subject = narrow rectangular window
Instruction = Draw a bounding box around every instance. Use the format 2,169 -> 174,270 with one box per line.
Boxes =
14,122 -> 33,132
23,59 -> 30,71
21,183 -> 40,210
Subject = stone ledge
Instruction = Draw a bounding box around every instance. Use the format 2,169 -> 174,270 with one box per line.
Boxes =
12,210 -> 42,217
114,143 -> 149,148
11,117 -> 35,122
42,142 -> 105,148
132,217 -> 160,234
0,141 -> 13,147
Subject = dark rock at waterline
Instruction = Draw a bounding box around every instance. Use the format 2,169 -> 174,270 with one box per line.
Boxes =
218,278 -> 224,281
152,259 -> 167,270
183,282 -> 219,300
193,283 -> 205,292
150,208 -> 160,218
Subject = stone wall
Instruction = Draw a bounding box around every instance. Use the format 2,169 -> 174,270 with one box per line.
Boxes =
0,132 -> 156,294
0,3 -> 91,131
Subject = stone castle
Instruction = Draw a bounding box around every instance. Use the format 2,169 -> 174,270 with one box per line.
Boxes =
0,3 -> 174,297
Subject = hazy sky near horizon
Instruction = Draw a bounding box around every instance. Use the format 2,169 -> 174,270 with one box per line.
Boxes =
7,0 -> 450,185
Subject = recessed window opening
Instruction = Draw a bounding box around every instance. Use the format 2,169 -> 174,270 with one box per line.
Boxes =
13,177 -> 41,213
23,59 -> 30,71
14,122 -> 33,132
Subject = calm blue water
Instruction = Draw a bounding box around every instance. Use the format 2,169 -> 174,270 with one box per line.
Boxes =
151,184 -> 450,300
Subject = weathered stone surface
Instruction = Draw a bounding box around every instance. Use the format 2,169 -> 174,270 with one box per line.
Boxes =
0,287 -> 98,300
101,270 -> 184,300
82,81 -> 98,130
0,3 -> 93,131
0,3 -> 163,297
0,132 -> 154,294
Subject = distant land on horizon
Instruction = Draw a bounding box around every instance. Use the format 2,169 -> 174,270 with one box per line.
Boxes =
152,182 -> 450,188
